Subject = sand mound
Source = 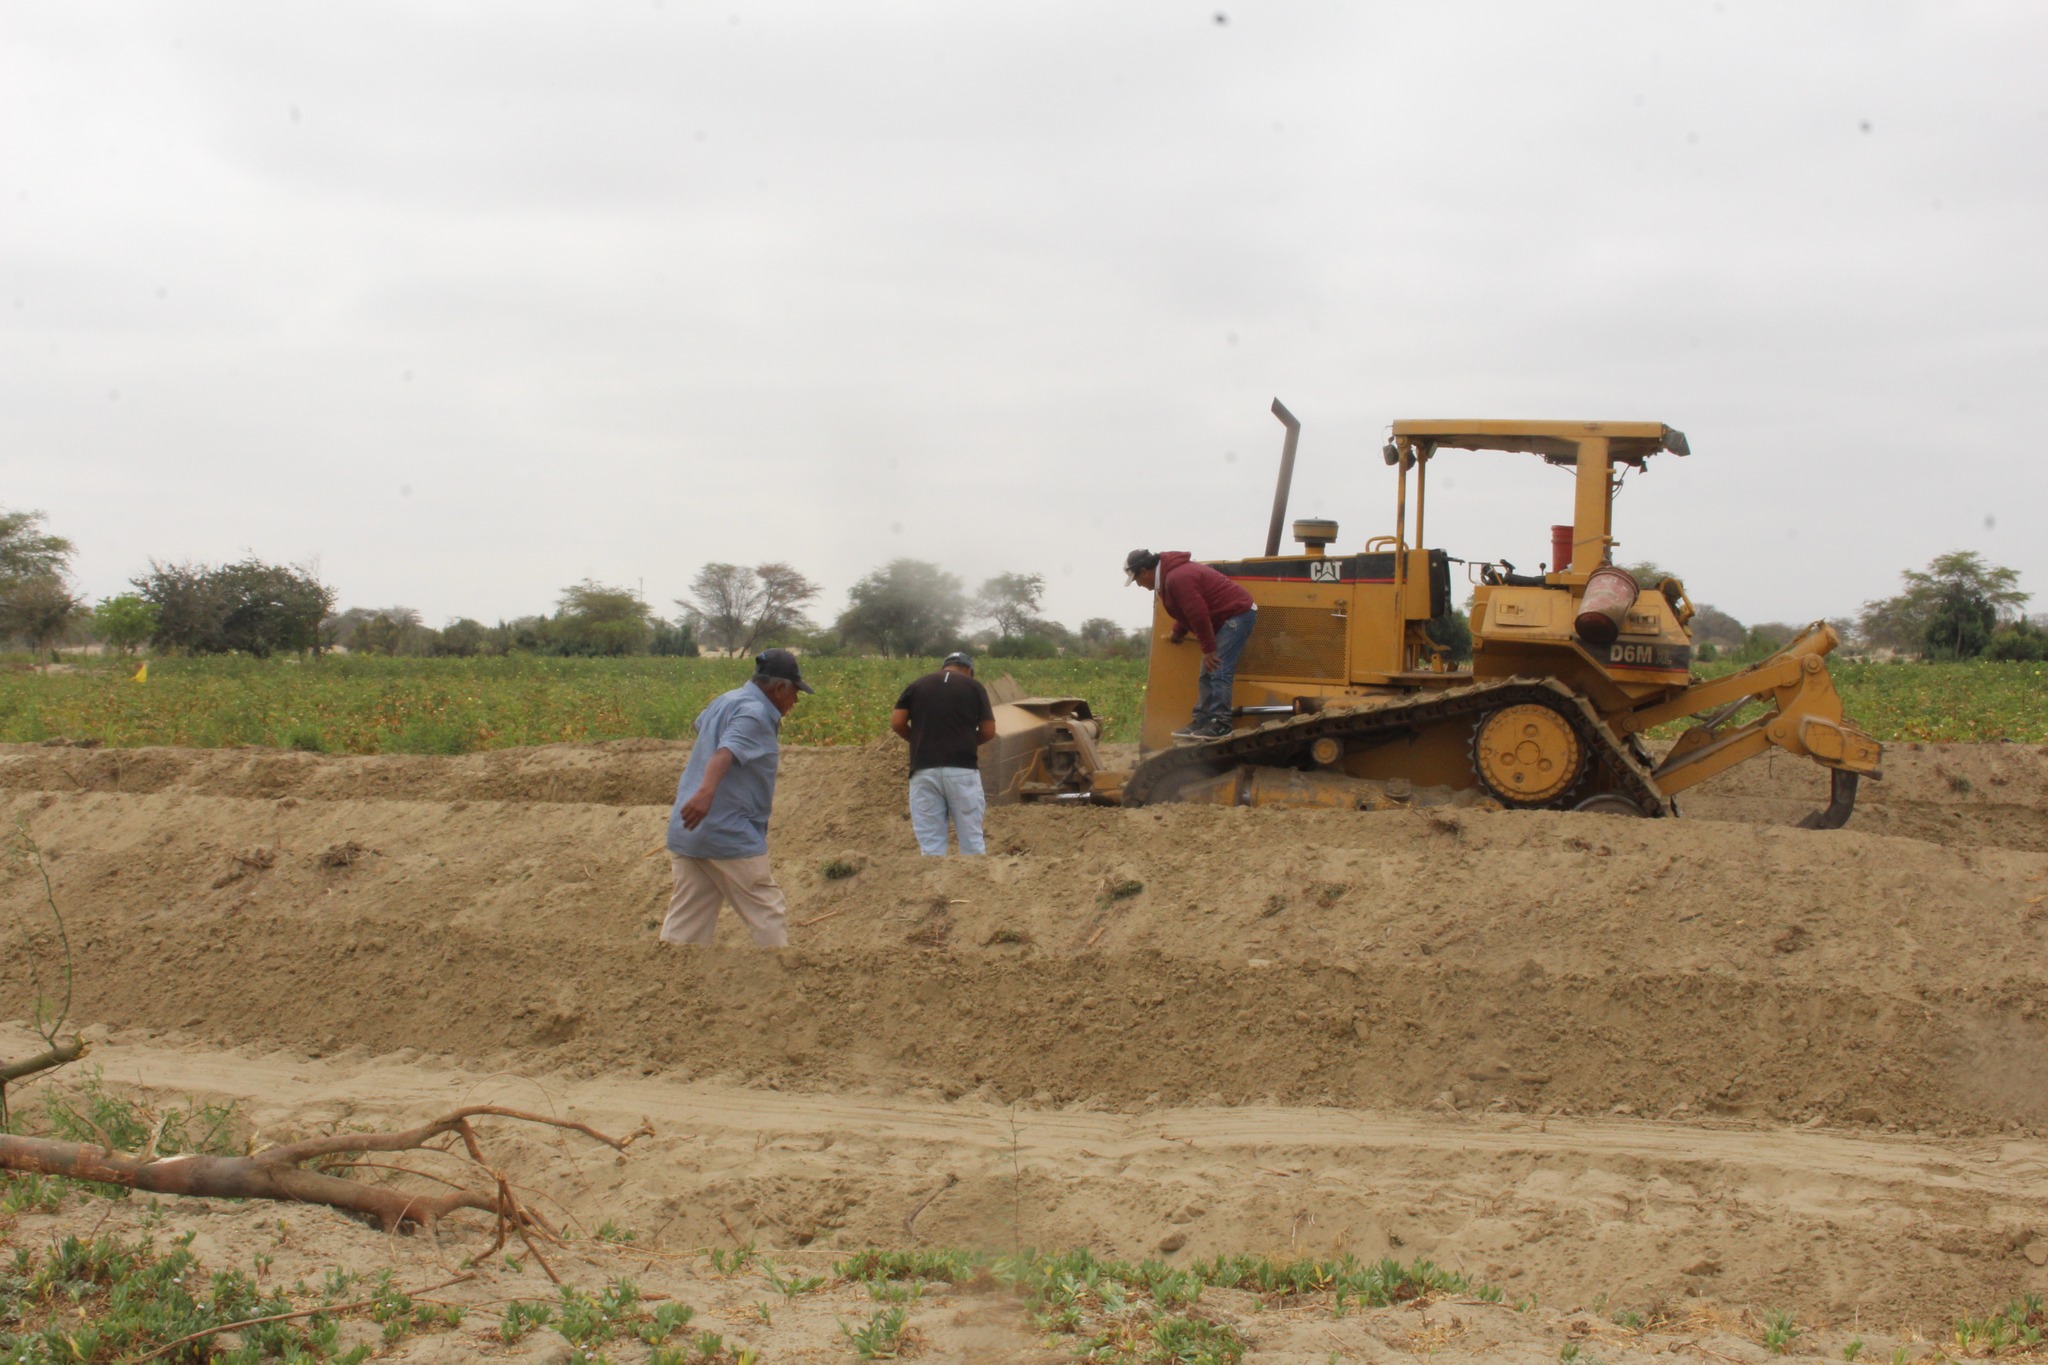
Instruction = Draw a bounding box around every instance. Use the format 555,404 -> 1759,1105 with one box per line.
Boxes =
4,739 -> 2043,1130
4,737 -> 2046,1326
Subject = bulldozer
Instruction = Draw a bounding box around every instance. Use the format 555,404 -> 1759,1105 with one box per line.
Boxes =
982,405 -> 1882,828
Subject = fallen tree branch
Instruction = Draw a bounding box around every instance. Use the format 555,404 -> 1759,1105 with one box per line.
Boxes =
0,1036 -> 88,1086
0,1104 -> 634,1235
903,1172 -> 958,1241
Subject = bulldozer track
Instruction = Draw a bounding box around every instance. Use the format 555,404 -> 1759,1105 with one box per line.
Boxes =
1121,676 -> 1668,814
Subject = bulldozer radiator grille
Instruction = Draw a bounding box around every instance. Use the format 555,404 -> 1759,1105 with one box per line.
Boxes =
1239,606 -> 1350,682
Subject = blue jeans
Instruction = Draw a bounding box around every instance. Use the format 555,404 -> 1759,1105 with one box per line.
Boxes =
908,767 -> 987,855
1194,609 -> 1257,727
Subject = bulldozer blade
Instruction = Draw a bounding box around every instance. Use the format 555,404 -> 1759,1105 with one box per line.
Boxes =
1796,769 -> 1863,831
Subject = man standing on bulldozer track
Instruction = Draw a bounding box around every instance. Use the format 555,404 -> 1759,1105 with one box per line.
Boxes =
660,648 -> 813,947
891,651 -> 997,855
1125,548 -> 1258,740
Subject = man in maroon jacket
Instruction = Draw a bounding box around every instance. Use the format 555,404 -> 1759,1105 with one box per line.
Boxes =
1125,548 -> 1258,740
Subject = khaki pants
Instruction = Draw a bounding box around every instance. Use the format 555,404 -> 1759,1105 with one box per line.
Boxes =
661,853 -> 789,947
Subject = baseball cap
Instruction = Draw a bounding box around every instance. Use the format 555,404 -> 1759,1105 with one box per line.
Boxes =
942,651 -> 974,671
754,648 -> 815,694
1123,548 -> 1159,584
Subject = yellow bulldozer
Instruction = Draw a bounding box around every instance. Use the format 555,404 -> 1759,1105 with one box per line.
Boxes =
984,408 -> 1883,828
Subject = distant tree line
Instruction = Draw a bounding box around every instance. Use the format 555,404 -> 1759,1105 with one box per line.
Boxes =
4,503 -> 2035,665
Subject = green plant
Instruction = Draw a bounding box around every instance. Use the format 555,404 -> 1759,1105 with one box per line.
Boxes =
637,1299 -> 697,1344
1106,878 -> 1144,900
708,1240 -> 758,1275
1560,1345 -> 1582,1363
1613,1308 -> 1643,1331
835,1248 -> 976,1284
40,1066 -> 239,1166
596,1218 -> 638,1244
499,1298 -> 554,1342
822,857 -> 859,880
1763,1309 -> 1801,1354
0,1171 -> 65,1214
841,1304 -> 914,1359
1843,1338 -> 1864,1361
764,1261 -> 828,1298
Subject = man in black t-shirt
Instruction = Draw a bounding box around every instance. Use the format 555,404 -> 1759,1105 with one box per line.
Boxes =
889,651 -> 997,855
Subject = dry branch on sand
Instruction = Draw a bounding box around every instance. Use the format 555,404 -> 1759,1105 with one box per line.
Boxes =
0,1105 -> 646,1272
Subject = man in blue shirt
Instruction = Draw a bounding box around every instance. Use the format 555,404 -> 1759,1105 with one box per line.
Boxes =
661,648 -> 814,947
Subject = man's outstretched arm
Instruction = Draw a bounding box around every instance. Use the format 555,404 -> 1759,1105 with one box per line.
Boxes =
677,749 -> 736,829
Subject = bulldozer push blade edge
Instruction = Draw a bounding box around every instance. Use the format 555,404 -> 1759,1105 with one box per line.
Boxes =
1007,413 -> 1881,829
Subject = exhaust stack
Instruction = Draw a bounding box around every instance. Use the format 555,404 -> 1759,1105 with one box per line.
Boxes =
1263,398 -> 1301,558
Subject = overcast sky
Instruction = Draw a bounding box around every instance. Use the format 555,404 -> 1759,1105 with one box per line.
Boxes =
6,1 -> 2045,635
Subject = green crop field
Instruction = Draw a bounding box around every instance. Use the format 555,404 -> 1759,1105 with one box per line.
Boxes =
0,655 -> 1151,754
0,655 -> 2039,754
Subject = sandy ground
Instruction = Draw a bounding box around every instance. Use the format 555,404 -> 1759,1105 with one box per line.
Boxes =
4,735 -> 2048,1360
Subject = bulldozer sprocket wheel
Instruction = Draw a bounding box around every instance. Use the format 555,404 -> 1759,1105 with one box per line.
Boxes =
1120,677 -> 1666,815
1471,701 -> 1585,808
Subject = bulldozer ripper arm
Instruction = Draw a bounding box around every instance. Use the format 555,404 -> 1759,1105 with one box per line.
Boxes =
1612,622 -> 1882,799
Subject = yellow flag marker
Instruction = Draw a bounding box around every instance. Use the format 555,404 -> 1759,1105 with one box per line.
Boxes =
132,662 -> 148,684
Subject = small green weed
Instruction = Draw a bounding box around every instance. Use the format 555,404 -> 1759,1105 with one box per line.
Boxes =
1843,1338 -> 1864,1361
763,1260 -> 828,1299
841,1304 -> 914,1359
596,1218 -> 638,1244
708,1240 -> 758,1275
0,1171 -> 65,1214
1762,1309 -> 1801,1354
637,1299 -> 697,1344
821,857 -> 860,880
836,1247 -> 975,1283
499,1298 -> 553,1342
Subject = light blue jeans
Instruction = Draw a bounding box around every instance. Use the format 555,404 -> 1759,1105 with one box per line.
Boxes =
909,767 -> 987,855
1194,609 -> 1258,727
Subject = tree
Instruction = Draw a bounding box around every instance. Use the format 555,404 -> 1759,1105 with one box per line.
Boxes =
1077,617 -> 1128,656
648,616 -> 700,657
90,594 -> 158,654
836,559 -> 969,656
679,562 -> 819,656
0,508 -> 83,661
1424,607 -> 1473,663
1621,561 -> 1681,592
975,572 -> 1046,639
1985,619 -> 2047,662
0,509 -> 73,584
349,607 -> 427,656
434,618 -> 490,657
0,576 -> 85,659
554,581 -> 652,656
135,559 -> 335,656
1687,604 -> 1746,652
1858,551 -> 2029,660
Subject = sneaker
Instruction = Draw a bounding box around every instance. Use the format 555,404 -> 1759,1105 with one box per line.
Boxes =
1170,721 -> 1206,740
1195,720 -> 1236,739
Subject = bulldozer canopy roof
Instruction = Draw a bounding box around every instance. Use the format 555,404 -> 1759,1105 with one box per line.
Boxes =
1391,419 -> 1688,467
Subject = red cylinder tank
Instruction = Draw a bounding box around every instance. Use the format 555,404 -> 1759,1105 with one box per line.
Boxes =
1550,525 -> 1573,573
1575,565 -> 1641,646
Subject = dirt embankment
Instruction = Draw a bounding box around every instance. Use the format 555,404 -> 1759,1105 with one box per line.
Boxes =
3,737 -> 2047,1327
3,739 -> 2043,1131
